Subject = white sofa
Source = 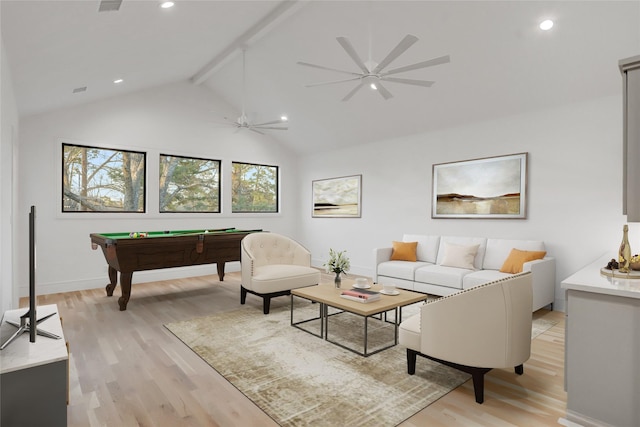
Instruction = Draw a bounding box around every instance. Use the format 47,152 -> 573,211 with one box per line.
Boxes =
374,234 -> 555,311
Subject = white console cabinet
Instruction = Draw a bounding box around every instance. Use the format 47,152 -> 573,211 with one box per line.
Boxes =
0,304 -> 68,427
561,255 -> 640,427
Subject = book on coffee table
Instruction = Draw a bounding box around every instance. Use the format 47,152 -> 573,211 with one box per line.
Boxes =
340,288 -> 381,303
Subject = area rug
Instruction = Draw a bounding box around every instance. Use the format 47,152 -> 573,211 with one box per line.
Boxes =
165,302 -> 556,427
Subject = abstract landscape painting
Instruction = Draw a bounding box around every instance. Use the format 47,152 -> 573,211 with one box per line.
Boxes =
432,153 -> 527,219
312,175 -> 361,217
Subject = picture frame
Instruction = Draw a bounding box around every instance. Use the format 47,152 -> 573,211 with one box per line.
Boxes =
312,174 -> 362,218
432,153 -> 527,219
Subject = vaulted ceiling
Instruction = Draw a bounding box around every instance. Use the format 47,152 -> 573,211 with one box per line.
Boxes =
2,1 -> 639,154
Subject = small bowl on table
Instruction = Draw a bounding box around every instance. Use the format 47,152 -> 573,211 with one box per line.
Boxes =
630,262 -> 640,271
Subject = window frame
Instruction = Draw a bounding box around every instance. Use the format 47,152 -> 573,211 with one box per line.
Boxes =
231,161 -> 280,214
61,142 -> 147,213
159,153 -> 222,214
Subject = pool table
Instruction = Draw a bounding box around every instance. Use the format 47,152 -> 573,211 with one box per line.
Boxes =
90,228 -> 262,311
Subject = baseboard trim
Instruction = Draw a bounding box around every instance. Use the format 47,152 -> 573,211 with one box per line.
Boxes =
20,263 -> 241,297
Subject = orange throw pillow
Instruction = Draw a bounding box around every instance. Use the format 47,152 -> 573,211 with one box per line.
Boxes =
500,248 -> 547,274
390,241 -> 418,262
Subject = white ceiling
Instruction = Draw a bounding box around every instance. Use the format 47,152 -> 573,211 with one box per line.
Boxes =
2,1 -> 639,154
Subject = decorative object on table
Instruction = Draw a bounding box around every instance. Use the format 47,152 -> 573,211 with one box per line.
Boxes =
432,152 -> 527,219
340,288 -> 381,303
618,224 -> 632,272
630,254 -> 640,270
604,258 -> 620,270
324,248 -> 350,288
312,175 -> 362,218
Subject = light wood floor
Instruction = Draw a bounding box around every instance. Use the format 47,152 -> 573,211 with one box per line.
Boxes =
33,271 -> 566,426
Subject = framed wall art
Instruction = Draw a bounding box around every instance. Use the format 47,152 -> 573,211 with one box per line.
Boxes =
312,174 -> 362,218
432,153 -> 527,219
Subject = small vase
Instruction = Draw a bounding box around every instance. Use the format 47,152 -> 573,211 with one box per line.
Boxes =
334,272 -> 341,288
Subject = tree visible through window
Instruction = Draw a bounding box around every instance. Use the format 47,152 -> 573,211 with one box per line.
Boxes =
62,143 -> 146,212
232,162 -> 278,213
159,154 -> 221,213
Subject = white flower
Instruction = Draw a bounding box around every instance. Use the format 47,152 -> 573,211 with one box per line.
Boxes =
324,248 -> 350,274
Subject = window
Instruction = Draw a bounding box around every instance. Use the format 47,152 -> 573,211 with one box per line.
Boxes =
232,162 -> 279,213
62,143 -> 146,212
159,154 -> 221,213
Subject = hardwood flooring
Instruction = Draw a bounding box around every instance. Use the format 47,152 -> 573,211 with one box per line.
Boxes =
33,271 -> 566,426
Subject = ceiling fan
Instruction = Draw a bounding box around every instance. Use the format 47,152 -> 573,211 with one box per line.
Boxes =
223,49 -> 288,134
298,34 -> 450,101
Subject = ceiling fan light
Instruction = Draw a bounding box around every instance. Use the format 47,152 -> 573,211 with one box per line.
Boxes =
370,83 -> 377,90
539,19 -> 554,30
160,1 -> 174,9
280,115 -> 288,122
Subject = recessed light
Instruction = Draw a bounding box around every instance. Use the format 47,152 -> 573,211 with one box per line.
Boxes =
113,78 -> 123,84
370,83 -> 377,90
160,1 -> 174,8
539,19 -> 554,31
280,115 -> 288,122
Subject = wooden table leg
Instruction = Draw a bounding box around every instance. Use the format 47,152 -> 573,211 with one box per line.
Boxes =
105,266 -> 118,296
117,272 -> 133,311
217,261 -> 226,281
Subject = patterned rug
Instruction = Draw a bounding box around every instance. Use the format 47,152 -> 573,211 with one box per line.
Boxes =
165,302 -> 556,427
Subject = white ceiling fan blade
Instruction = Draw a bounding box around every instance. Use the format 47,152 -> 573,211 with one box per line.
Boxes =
375,81 -> 394,100
253,126 -> 288,131
372,34 -> 419,74
336,37 -> 370,73
305,77 -> 362,88
381,77 -> 435,87
342,82 -> 365,101
383,55 -> 450,76
252,119 -> 287,127
248,128 -> 265,135
297,61 -> 361,77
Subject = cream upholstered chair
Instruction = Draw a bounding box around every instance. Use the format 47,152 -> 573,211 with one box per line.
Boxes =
241,232 -> 321,314
399,272 -> 532,404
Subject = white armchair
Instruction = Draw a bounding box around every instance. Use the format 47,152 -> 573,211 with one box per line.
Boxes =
398,272 -> 533,403
241,232 -> 321,314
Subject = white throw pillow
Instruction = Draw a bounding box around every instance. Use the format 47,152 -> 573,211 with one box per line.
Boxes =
440,243 -> 479,270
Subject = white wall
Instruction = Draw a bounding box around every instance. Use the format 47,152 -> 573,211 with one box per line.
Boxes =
15,81 -> 300,297
11,80 -> 638,312
1,35 -> 19,313
298,95 -> 638,311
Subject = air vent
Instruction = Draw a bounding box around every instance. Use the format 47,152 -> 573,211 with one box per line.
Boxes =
72,87 -> 87,94
98,0 -> 122,12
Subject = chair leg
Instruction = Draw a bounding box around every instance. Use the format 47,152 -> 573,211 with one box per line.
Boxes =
240,286 -> 247,305
470,370 -> 485,404
407,349 -> 417,375
515,364 -> 524,375
263,296 -> 271,315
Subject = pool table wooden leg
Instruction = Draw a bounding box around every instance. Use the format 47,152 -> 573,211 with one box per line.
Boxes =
217,262 -> 226,281
105,266 -> 118,297
118,272 -> 133,311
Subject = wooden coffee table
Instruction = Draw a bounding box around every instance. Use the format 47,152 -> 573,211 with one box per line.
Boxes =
290,279 -> 427,356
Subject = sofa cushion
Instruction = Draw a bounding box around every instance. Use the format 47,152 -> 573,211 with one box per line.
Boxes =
415,265 -> 471,289
403,234 -> 440,263
378,260 -> 431,281
440,243 -> 479,270
436,236 -> 487,269
391,241 -> 418,261
483,238 -> 545,270
462,269 -> 513,290
499,248 -> 547,274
